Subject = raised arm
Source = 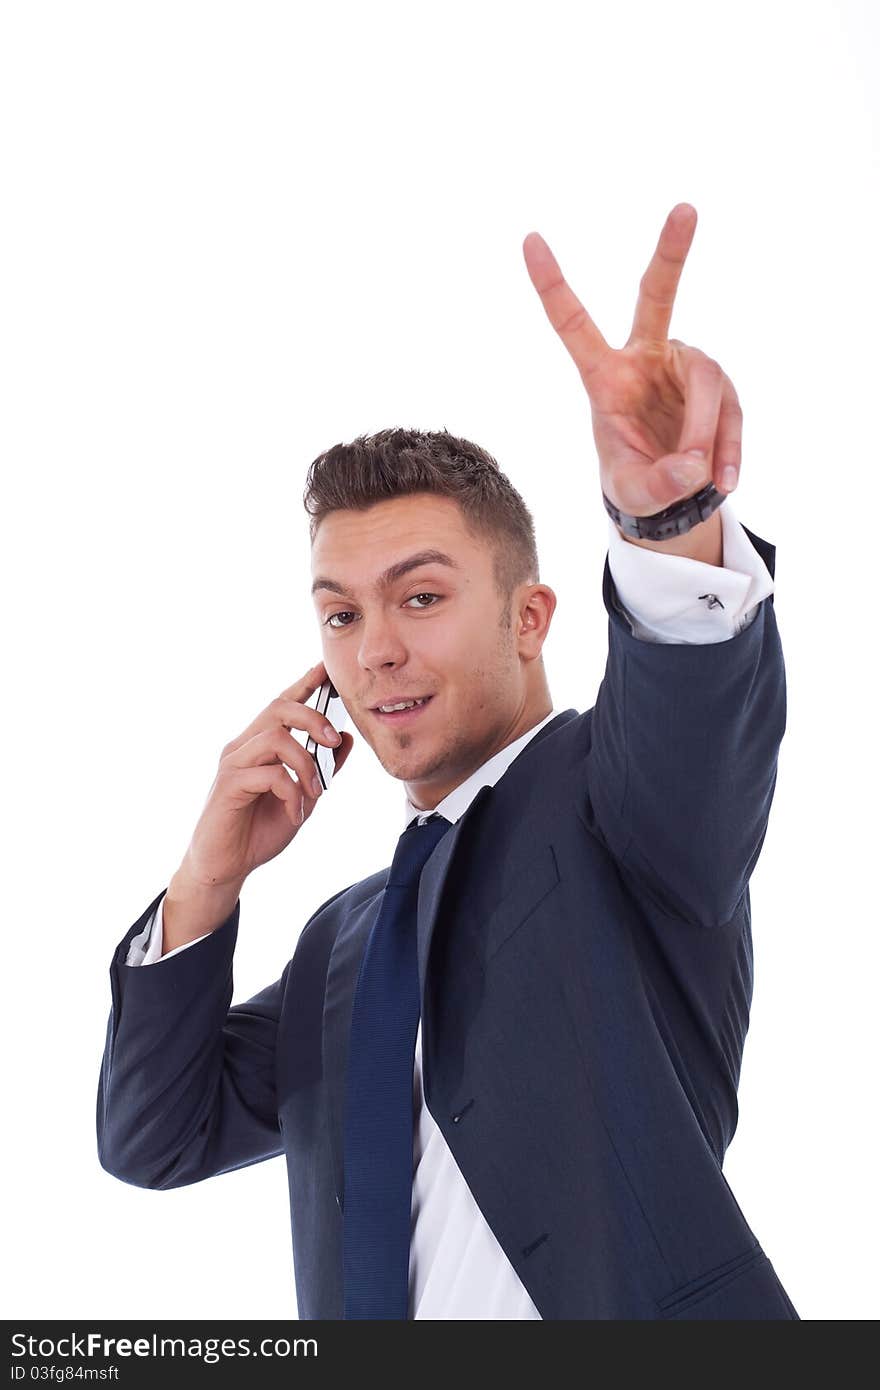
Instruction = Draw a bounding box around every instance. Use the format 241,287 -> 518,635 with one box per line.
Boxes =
523,204 -> 786,926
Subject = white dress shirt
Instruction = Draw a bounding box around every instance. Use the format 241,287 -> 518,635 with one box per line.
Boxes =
123,499 -> 774,1318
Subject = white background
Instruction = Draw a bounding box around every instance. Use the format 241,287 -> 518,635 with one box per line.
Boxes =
2,0 -> 877,1322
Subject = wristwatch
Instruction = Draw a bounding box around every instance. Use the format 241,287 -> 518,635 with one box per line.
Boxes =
602,480 -> 725,541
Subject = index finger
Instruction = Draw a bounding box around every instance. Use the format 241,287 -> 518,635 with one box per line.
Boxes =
522,230 -> 610,381
628,203 -> 698,345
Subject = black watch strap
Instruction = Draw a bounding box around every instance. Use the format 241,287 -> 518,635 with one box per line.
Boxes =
602,480 -> 725,541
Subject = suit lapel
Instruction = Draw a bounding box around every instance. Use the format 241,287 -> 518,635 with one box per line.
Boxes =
412,703 -> 574,999
415,781 -> 494,999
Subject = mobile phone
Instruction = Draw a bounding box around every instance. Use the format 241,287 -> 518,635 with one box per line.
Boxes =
305,679 -> 349,791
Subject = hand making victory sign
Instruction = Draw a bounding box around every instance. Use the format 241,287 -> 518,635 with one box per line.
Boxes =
522,203 -> 741,522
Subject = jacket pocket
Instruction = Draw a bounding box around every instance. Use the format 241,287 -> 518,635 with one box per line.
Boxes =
656,1244 -> 769,1318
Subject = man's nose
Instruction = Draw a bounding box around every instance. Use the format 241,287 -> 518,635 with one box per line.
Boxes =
356,611 -> 409,671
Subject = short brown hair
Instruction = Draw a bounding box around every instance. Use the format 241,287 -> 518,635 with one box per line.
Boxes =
302,426 -> 540,607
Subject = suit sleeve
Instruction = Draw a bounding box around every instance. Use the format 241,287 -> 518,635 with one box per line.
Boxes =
584,514 -> 786,929
97,887 -> 287,1189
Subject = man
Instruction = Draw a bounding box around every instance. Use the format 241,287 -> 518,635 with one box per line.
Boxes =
97,204 -> 799,1319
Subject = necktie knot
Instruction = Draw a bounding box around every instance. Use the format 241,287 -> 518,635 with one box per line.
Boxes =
386,813 -> 452,888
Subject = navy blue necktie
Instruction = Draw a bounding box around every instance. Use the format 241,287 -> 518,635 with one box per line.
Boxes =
342,812 -> 453,1320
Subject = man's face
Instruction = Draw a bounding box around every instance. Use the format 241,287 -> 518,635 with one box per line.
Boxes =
310,492 -> 556,811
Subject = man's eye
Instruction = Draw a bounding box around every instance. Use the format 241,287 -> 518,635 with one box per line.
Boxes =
324,610 -> 355,629
323,594 -> 442,629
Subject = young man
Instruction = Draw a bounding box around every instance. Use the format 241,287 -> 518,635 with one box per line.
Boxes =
97,205 -> 799,1319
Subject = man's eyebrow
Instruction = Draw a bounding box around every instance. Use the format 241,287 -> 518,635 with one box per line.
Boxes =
311,549 -> 461,598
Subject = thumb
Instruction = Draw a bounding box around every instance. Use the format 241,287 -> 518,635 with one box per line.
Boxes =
659,450 -> 709,506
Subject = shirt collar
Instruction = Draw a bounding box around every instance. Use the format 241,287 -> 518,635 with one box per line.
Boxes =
402,707 -> 562,831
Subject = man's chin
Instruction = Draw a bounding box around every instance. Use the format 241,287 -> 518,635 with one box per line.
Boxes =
373,747 -> 445,787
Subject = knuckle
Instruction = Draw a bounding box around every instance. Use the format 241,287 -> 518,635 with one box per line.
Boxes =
557,303 -> 589,336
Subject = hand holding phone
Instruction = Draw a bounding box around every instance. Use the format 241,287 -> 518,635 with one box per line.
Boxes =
170,662 -> 353,905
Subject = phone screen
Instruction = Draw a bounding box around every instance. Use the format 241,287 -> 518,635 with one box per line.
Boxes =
305,679 -> 349,790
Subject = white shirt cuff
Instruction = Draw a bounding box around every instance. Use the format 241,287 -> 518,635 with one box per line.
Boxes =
606,497 -> 774,643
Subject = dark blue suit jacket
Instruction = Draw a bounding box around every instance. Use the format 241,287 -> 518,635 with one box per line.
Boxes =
97,523 -> 799,1319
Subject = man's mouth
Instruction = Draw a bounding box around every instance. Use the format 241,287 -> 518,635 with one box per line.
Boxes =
371,694 -> 434,724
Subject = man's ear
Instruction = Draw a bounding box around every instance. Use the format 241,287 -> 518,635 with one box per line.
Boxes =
518,584 -> 556,645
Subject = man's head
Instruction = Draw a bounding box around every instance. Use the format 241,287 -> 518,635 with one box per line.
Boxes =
305,427 -> 557,812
